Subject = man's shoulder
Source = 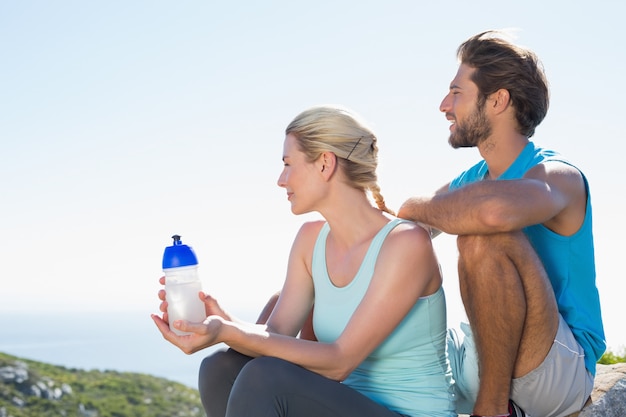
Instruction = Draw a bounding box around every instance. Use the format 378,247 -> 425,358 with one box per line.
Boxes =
450,159 -> 488,190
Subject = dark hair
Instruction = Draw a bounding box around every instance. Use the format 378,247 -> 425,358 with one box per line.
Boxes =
457,31 -> 549,137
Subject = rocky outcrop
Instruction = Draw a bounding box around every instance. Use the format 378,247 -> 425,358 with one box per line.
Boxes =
0,360 -> 98,417
0,361 -> 72,401
457,363 -> 625,417
570,363 -> 626,417
0,352 -> 204,417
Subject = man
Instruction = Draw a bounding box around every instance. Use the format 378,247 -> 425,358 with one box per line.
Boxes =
398,31 -> 605,417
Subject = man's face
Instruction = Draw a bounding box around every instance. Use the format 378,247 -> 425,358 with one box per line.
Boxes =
440,64 -> 492,148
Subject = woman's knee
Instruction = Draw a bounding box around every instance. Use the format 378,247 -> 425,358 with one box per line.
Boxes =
231,357 -> 296,397
237,357 -> 285,385
199,350 -> 254,416
199,349 -> 251,391
200,350 -> 233,380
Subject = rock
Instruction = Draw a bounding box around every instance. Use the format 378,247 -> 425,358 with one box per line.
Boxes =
459,363 -> 626,417
11,396 -> 25,407
78,403 -> 99,417
1,360 -> 73,402
568,363 -> 626,417
0,362 -> 29,384
28,384 -> 41,398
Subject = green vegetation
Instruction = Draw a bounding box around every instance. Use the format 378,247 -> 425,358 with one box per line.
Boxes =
0,352 -> 205,417
3,347 -> 621,417
598,347 -> 626,365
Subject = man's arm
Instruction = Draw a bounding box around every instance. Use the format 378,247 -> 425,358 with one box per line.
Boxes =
398,183 -> 449,238
398,162 -> 586,236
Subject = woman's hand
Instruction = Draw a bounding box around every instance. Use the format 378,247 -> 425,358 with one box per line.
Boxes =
157,276 -> 232,324
199,291 -> 232,321
151,313 -> 226,355
157,276 -> 170,323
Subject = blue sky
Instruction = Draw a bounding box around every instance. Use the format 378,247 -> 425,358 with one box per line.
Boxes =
1,1 -> 624,351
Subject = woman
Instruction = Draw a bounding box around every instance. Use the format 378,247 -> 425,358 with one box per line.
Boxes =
152,105 -> 455,417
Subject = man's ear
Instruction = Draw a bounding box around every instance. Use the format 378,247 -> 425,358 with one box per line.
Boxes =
489,88 -> 511,114
318,151 -> 337,179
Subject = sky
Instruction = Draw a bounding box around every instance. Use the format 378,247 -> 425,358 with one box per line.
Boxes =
1,1 -> 624,352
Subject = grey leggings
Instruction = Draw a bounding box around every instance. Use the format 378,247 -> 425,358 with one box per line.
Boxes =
198,349 -> 406,417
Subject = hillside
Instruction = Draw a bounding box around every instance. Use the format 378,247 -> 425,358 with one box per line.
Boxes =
0,352 -> 205,417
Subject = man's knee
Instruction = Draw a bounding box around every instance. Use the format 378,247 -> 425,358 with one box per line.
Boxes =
457,235 -> 485,260
457,231 -> 526,260
456,234 -> 497,267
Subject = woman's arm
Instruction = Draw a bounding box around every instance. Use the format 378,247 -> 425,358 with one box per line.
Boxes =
152,221 -> 321,355
153,221 -> 439,381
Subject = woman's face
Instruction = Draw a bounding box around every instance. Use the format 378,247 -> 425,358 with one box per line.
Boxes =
277,133 -> 324,215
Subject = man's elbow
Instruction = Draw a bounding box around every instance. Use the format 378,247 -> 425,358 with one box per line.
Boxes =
479,208 -> 522,232
475,199 -> 518,232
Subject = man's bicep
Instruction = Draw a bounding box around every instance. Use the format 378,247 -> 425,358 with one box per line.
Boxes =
434,182 -> 452,195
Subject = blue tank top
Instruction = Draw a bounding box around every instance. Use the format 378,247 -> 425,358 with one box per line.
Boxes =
312,218 -> 455,417
449,142 -> 606,374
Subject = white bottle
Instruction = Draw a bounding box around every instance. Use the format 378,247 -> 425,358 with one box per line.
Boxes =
162,235 -> 206,336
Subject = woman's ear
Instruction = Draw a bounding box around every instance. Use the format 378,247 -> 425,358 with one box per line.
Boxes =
318,151 -> 337,179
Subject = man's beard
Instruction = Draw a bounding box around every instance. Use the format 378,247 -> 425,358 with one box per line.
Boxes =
448,102 -> 492,149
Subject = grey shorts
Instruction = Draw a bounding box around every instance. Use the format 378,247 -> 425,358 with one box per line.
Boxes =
448,315 -> 594,417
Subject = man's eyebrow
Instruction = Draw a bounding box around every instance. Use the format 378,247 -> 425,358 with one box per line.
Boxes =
450,83 -> 462,90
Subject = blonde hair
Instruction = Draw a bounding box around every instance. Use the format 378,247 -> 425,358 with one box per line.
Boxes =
285,105 -> 394,215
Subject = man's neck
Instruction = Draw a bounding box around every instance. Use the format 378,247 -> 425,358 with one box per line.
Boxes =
478,132 -> 529,179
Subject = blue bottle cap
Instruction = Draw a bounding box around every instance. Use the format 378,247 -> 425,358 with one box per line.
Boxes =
162,235 -> 198,269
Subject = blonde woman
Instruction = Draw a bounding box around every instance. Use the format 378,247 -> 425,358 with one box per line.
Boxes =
153,105 -> 455,417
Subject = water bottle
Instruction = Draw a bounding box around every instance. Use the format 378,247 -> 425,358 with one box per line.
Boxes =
162,235 -> 206,335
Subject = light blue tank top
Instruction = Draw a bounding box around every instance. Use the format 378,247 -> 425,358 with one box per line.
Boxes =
449,142 -> 606,374
312,218 -> 455,417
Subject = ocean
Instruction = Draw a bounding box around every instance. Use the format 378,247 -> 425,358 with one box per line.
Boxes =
0,310 -> 258,389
